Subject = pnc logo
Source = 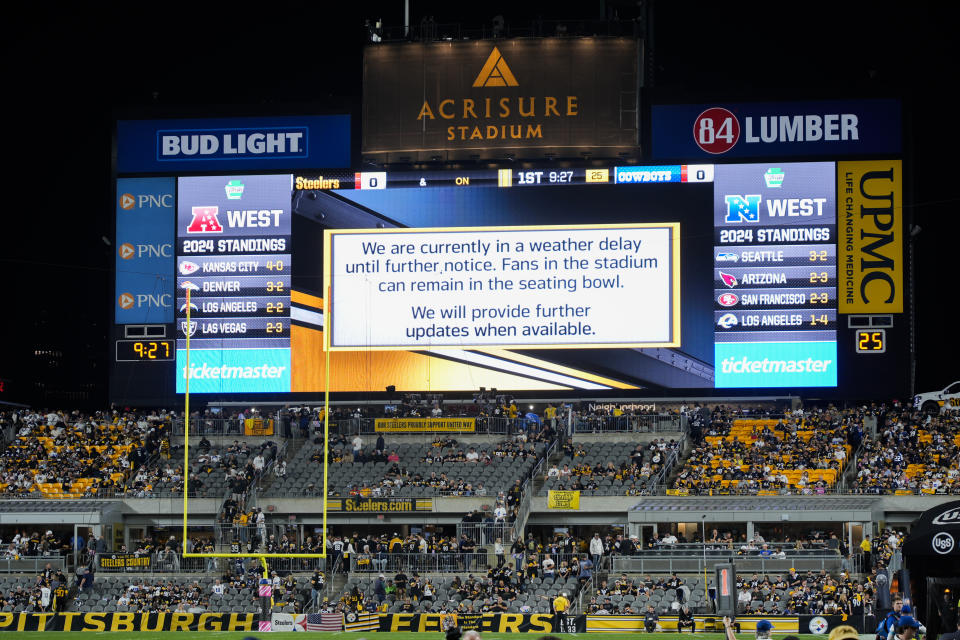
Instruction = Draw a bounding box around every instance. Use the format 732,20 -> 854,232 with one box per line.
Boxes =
118,293 -> 135,310
472,47 -> 518,87
118,243 -> 135,260
120,193 -> 136,210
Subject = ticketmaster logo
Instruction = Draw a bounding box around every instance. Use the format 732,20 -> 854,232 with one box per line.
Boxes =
715,341 -> 837,388
720,356 -> 833,374
182,363 -> 287,380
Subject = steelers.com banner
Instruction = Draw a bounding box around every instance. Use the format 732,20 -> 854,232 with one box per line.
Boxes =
374,418 -> 475,433
547,490 -> 581,510
0,612 -> 256,632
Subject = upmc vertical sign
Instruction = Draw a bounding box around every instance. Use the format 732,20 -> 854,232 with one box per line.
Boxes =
115,177 -> 175,323
838,160 -> 903,313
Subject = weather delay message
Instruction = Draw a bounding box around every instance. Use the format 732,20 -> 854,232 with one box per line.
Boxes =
327,225 -> 679,349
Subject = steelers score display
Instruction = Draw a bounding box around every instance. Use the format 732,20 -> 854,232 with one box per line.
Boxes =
325,224 -> 680,350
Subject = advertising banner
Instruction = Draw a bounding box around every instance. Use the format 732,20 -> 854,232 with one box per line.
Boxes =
363,39 -> 638,161
244,418 -> 275,436
837,160 -> 903,313
326,497 -> 433,512
377,613 -> 583,633
0,612 -> 256,632
547,490 -> 581,510
374,418 -> 475,433
117,115 -> 350,172
651,99 -> 901,159
115,177 -> 175,324
585,615 -> 798,633
96,554 -> 152,570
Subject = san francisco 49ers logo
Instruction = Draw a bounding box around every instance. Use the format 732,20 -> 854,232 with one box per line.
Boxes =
187,206 -> 223,233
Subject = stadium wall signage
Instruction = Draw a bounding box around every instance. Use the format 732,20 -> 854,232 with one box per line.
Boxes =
0,612 -> 256,632
374,418 -> 475,432
326,497 -> 434,512
585,615 -> 799,633
116,115 -> 351,172
362,39 -> 638,161
837,160 -> 903,314
95,553 -> 152,570
378,612 -> 585,633
547,490 -> 581,510
650,99 -> 901,159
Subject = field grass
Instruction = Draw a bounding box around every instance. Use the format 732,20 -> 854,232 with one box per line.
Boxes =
17,633 -> 831,640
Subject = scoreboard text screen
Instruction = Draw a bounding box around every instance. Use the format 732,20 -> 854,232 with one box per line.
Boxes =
111,160 -> 906,400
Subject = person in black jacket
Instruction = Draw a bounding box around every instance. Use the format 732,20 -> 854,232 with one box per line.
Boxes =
678,606 -> 695,633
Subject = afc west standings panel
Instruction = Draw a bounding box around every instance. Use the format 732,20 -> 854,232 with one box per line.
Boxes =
175,175 -> 292,394
713,163 -> 838,388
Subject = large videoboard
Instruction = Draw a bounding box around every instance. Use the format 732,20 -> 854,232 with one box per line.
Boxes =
110,160 -> 908,402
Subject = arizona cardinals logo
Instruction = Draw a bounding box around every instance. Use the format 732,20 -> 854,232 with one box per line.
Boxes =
187,206 -> 223,233
719,271 -> 738,288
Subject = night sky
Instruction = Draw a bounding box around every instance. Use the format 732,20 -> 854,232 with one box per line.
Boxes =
3,1 -> 955,405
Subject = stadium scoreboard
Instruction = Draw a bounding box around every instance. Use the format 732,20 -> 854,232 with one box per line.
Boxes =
111,160 -> 908,403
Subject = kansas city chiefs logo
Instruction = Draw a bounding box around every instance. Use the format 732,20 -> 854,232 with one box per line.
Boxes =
719,271 -> 738,288
179,261 -> 200,275
187,206 -> 223,233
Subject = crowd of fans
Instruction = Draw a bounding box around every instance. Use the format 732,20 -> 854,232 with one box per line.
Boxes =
542,438 -> 681,495
317,433 -> 551,497
736,568 -> 876,616
851,410 -> 960,494
0,409 -> 164,498
670,406 -> 867,495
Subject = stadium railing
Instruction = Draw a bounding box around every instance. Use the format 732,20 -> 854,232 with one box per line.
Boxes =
349,552 -> 495,573
573,414 -> 683,433
0,555 -> 69,573
609,550 -> 841,574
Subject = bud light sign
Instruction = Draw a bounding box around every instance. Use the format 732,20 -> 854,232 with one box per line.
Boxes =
117,115 -> 351,172
651,99 -> 901,159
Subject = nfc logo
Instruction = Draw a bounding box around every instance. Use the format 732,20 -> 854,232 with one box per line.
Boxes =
724,194 -> 761,223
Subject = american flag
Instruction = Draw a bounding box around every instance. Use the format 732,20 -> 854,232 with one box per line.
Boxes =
301,613 -> 342,631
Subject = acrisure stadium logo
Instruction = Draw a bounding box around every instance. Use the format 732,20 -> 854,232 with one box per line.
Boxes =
472,47 -> 518,87
933,531 -> 955,555
415,45 -> 581,143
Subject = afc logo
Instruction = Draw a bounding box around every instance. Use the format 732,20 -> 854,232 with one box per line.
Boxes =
187,206 -> 223,233
724,194 -> 761,223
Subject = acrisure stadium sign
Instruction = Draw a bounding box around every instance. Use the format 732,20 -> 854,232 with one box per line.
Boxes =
362,39 -> 638,162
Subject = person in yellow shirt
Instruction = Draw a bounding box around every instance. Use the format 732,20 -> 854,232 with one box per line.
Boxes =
860,535 -> 872,569
551,592 -> 570,631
